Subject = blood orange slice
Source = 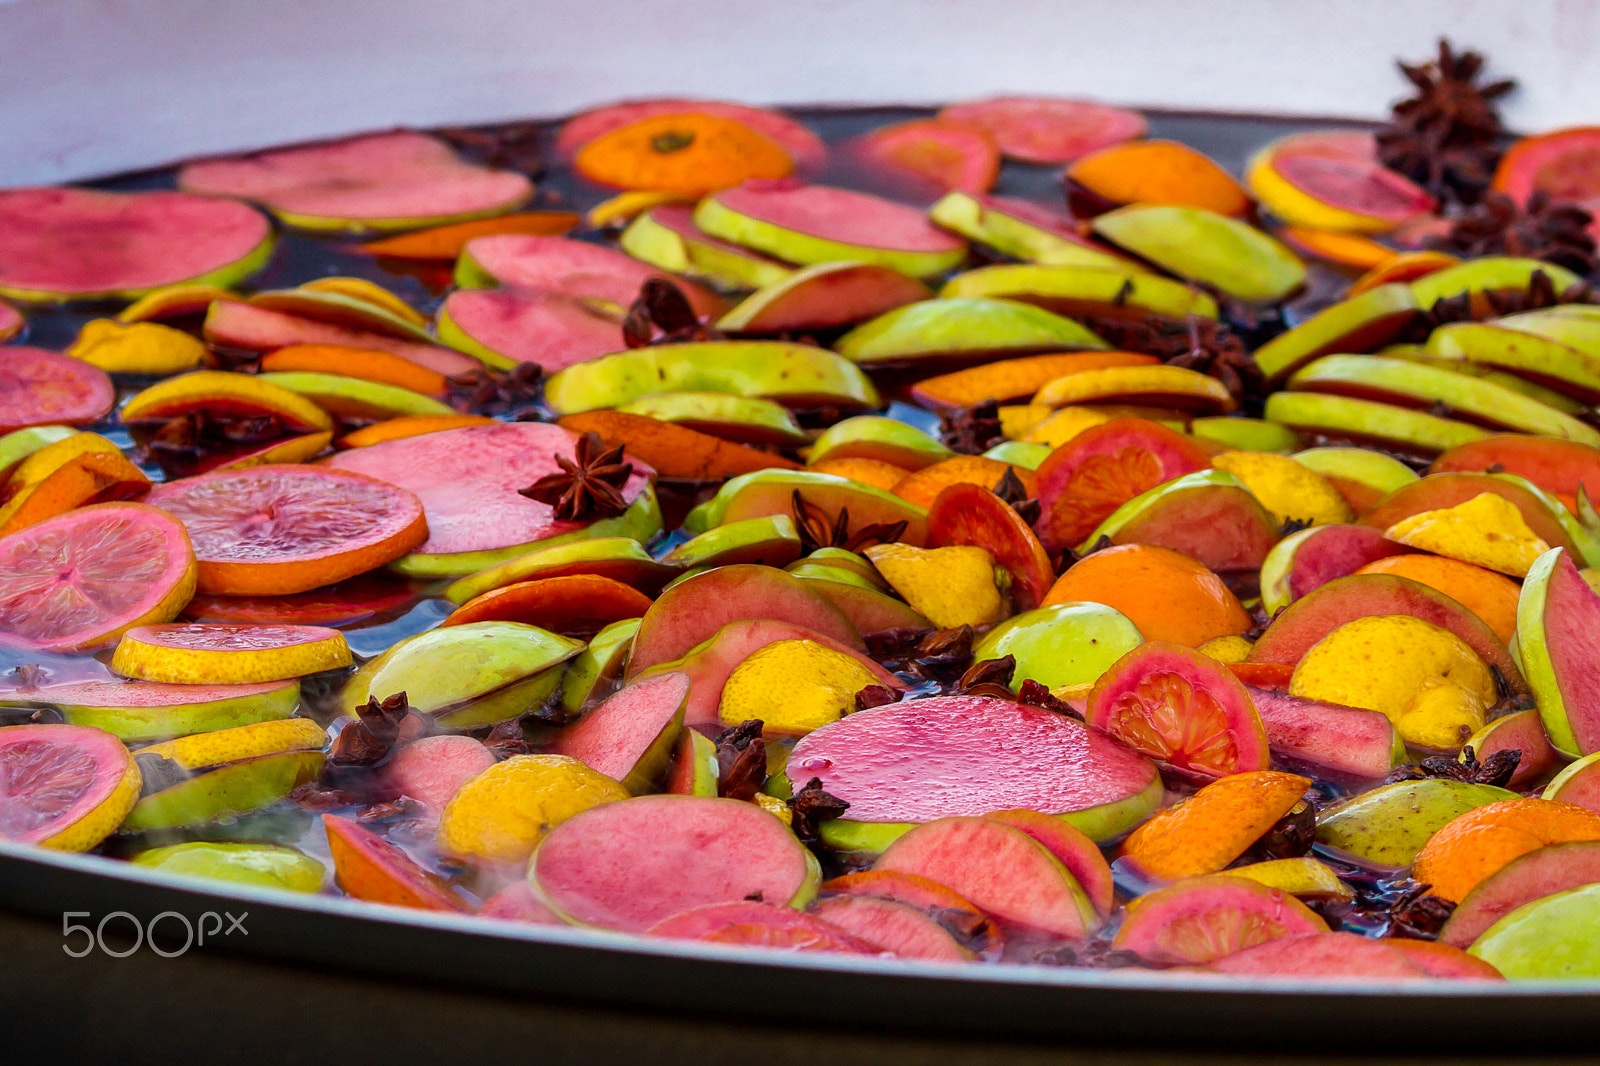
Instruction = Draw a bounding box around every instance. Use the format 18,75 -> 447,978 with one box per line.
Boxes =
147,464 -> 427,596
0,348 -> 115,435
0,723 -> 141,852
1086,642 -> 1271,779
0,502 -> 196,652
927,482 -> 1054,610
111,623 -> 351,684
937,96 -> 1147,165
556,100 -> 828,170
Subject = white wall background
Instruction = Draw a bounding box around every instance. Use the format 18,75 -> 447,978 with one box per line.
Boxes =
3,0 -> 1599,186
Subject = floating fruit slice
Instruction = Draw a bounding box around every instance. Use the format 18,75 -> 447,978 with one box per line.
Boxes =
1359,472 -> 1579,559
1264,391 -> 1490,456
685,469 -> 928,545
0,724 -> 140,851
1079,469 -> 1280,576
1211,932 -> 1427,978
1413,798 -> 1600,903
137,716 -> 326,770
1252,284 -> 1422,383
132,841 -> 326,893
1275,226 -> 1395,270
0,348 -> 115,435
1433,435 -> 1600,515
436,753 -> 630,865
8,679 -> 298,742
927,483 -> 1054,610
557,100 -> 828,169
718,262 -> 931,334
543,340 -> 879,415
0,187 -> 272,302
477,880 -> 564,924
120,370 -> 333,434
324,813 -> 464,911
558,410 -> 800,481
1519,547 -> 1600,757
1086,642 -> 1271,779
835,297 -> 1107,369
1246,134 -> 1435,232
910,352 -> 1160,412
719,638 -> 882,734
822,870 -> 1002,957
204,300 -> 480,378
1112,875 -> 1326,965
446,574 -> 653,635
1411,257 -> 1583,317
1492,126 -> 1600,213
0,426 -> 79,484
247,287 -> 430,342
112,623 -> 351,684
456,234 -> 724,319
574,112 -> 794,195
254,370 -> 456,422
1044,543 -> 1251,648
0,503 -> 197,652
927,192 -> 1145,270
809,416 -> 950,470
1470,709 -> 1562,790
621,393 -> 809,448
1119,771 -> 1311,881
179,130 -> 533,233
383,735 -> 497,818
1292,446 -> 1419,513
693,182 -> 967,278
1348,250 -> 1460,296
785,695 -> 1161,849
645,901 -> 880,954
446,536 -> 677,604
939,263 -> 1218,322
1068,140 -> 1250,216
848,118 -> 999,195
619,205 -> 794,291
68,318 -> 208,375
1438,840 -> 1600,949
1314,778 -> 1518,868
182,573 -> 414,627
874,816 -> 1097,939
551,672 -> 687,793
257,344 -> 448,397
324,422 -> 657,575
936,96 -> 1146,165
147,465 -> 427,596
0,300 -> 21,341
863,543 -> 1005,628
338,414 -> 496,449
1258,524 -> 1412,616
973,602 -> 1143,692
1091,205 -> 1305,303
1247,688 -> 1404,781
0,446 -> 150,538
809,895 -> 975,961
1225,856 -> 1354,902
530,794 -> 819,932
357,211 -> 579,259
983,808 -> 1116,917
1355,554 -> 1520,644
1467,882 -> 1600,978
1209,450 -> 1353,528
1033,364 -> 1235,413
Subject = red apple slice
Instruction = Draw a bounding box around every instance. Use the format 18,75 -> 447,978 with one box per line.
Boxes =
1437,840 -> 1600,948
550,671 -> 687,793
810,896 -> 976,961
459,235 -> 724,318
1210,931 -> 1427,978
982,808 -> 1115,916
646,901 -> 881,953
821,870 -> 1003,957
1247,687 -> 1401,781
383,735 -> 496,817
937,96 -> 1147,165
477,880 -> 563,925
437,289 -> 624,371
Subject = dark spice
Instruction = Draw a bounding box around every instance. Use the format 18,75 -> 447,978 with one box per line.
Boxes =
622,277 -> 720,347
1247,799 -> 1318,861
790,490 -> 907,554
715,719 -> 766,801
952,654 -> 1017,699
939,398 -> 1005,454
328,692 -> 417,768
519,431 -> 634,521
1016,678 -> 1084,721
436,122 -> 547,176
853,684 -> 901,711
1385,744 -> 1521,788
1034,940 -> 1148,969
447,361 -> 543,418
1386,882 -> 1459,941
1376,39 -> 1515,206
1431,192 -> 1598,276
1080,314 -> 1263,406
991,467 -> 1042,525
788,776 -> 850,846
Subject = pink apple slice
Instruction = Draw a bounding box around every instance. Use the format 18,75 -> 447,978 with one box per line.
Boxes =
937,96 -> 1147,165
1437,840 -> 1600,948
437,288 -> 624,371
646,901 -> 881,953
718,261 -> 932,334
1247,687 -> 1402,781
204,300 -> 481,377
550,671 -> 688,793
1209,932 -> 1427,978
384,735 -> 497,817
0,347 -> 115,434
809,895 -> 976,961
1113,875 -> 1328,965
458,235 -> 724,318
477,879 -> 563,925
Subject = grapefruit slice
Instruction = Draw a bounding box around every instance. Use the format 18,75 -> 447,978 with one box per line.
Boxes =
0,502 -> 196,652
1113,875 -> 1326,965
0,187 -> 272,302
0,348 -> 115,435
927,482 -> 1054,611
1209,932 -> 1428,978
444,574 -> 652,635
1492,127 -> 1600,216
147,464 -> 428,596
809,896 -> 976,961
323,422 -> 656,574
937,96 -> 1147,165
111,623 -> 351,684
556,100 -> 828,170
1085,642 -> 1271,779
178,130 -> 533,234
0,724 -> 141,852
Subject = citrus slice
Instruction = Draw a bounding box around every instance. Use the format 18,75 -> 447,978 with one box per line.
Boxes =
147,464 -> 428,595
0,723 -> 141,851
111,623 -> 351,684
937,96 -> 1147,165
1085,642 -> 1271,779
0,502 -> 197,651
0,301 -> 21,342
120,370 -> 333,433
556,100 -> 828,169
0,347 -> 115,435
1112,874 -> 1326,965
574,112 -> 794,195
849,118 -> 1000,195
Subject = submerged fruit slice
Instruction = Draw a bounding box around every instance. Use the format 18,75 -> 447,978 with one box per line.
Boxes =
809,895 -> 974,961
324,814 -> 464,911
0,348 -> 115,435
147,465 -> 427,596
1119,771 -> 1312,881
1212,931 -> 1427,978
0,503 -> 197,652
456,234 -> 724,318
717,261 -> 931,334
0,301 -> 21,342
694,182 -> 967,278
357,211 -> 579,259
111,623 -> 351,684
849,118 -> 999,195
1113,874 -> 1326,965
132,841 -> 325,893
436,753 -> 630,865
1091,205 -> 1305,303
646,901 -> 880,954
1044,543 -> 1252,648
786,695 -> 1161,849
531,794 -> 819,932
983,808 -> 1116,918
1518,547 -> 1600,757
1069,139 -> 1250,216
179,130 -> 532,233
937,96 -> 1146,165
436,288 -> 624,373
1086,642 -> 1271,779
0,187 -> 272,301
0,724 -> 140,852
10,679 -> 299,743
574,112 -> 794,195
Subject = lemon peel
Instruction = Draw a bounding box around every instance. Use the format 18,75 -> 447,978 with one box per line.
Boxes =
1385,492 -> 1550,577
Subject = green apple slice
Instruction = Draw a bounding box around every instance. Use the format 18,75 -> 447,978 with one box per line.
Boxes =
939,263 -> 1218,321
0,425 -> 80,482
1090,204 -> 1306,303
1410,257 -> 1583,314
1426,322 -> 1600,405
247,289 -> 434,344
835,297 -> 1107,367
1469,882 -> 1600,977
1496,307 -> 1600,357
1381,348 -> 1587,414
983,440 -> 1051,469
1265,392 -> 1490,455
928,191 -> 1145,270
6,680 -> 300,743
122,750 -> 326,832
542,341 -> 879,415
1190,417 -> 1302,453
1314,778 -> 1519,868
341,620 -> 584,717
972,602 -> 1144,691
661,515 -> 803,570
254,371 -> 456,420
806,415 -> 952,469
132,842 -> 326,893
1517,546 -> 1600,757
620,205 -> 793,291
616,391 -> 810,447
1253,282 -> 1420,382
1287,355 -> 1600,445
560,618 -> 641,714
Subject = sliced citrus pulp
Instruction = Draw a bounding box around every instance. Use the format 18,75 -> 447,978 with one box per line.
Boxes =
0,502 -> 196,652
0,724 -> 141,851
111,623 -> 351,684
0,347 -> 115,435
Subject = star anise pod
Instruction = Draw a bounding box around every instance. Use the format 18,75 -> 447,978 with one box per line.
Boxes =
328,692 -> 416,768
906,625 -> 976,685
715,719 -> 766,801
1385,744 -> 1521,788
448,361 -> 544,418
788,776 -> 850,847
1247,799 -> 1319,861
435,121 -> 547,176
1376,39 -> 1515,206
1431,192 -> 1598,276
622,277 -> 721,347
144,410 -> 286,476
854,684 -> 900,711
789,490 -> 907,553
1082,313 -> 1263,406
519,431 -> 633,521
1016,679 -> 1083,720
952,654 -> 1016,699
991,467 -> 1041,525
1386,882 -> 1459,941
939,398 -> 1005,454
863,626 -> 934,665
